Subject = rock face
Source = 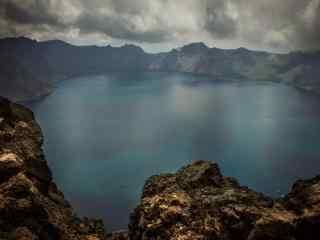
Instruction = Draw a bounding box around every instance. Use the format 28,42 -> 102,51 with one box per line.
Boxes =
1,97 -> 320,239
0,97 -> 107,240
129,160 -> 320,239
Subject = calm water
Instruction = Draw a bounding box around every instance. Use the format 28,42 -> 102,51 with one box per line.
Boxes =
27,72 -> 320,230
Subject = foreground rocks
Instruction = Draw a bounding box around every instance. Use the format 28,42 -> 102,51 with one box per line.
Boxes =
1,96 -> 320,239
129,161 -> 320,239
0,97 -> 107,240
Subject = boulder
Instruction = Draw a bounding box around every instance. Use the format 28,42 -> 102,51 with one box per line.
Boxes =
129,160 -> 320,240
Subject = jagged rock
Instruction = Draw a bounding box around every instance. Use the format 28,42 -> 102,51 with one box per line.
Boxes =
0,97 -> 107,240
129,160 -> 320,239
0,152 -> 23,183
107,230 -> 128,240
10,227 -> 35,240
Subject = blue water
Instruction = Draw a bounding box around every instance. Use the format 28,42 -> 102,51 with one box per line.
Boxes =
27,72 -> 320,230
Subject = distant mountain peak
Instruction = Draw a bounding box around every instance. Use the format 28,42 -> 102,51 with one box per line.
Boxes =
236,47 -> 249,51
176,42 -> 210,54
0,36 -> 36,44
179,42 -> 209,54
121,44 -> 145,54
40,39 -> 73,47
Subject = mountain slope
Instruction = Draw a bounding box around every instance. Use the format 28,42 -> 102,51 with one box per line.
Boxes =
0,38 -> 320,100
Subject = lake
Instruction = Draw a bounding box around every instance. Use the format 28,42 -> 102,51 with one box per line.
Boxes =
27,72 -> 320,230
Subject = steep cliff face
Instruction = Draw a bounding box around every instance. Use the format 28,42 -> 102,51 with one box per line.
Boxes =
129,161 -> 320,239
0,37 -> 150,101
0,97 -> 107,240
1,97 -> 320,239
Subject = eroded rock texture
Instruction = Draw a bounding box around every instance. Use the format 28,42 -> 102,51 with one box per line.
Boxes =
129,160 -> 320,239
0,97 -> 107,240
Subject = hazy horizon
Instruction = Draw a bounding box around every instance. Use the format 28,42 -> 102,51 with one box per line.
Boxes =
1,35 -> 315,55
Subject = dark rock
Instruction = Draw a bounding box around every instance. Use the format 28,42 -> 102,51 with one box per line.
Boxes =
24,158 -> 52,183
0,152 -> 23,183
10,227 -> 35,240
0,98 -> 108,240
176,160 -> 224,190
129,161 -> 320,240
107,230 -> 128,240
0,97 -> 12,120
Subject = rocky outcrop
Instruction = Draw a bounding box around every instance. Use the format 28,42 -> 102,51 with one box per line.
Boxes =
0,97 -> 107,239
1,97 -> 320,239
129,160 -> 320,239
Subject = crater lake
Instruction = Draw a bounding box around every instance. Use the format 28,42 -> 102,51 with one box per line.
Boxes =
26,72 -> 320,230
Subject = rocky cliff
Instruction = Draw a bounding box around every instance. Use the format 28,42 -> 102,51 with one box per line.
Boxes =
0,97 -> 107,240
1,97 -> 320,239
130,160 -> 320,239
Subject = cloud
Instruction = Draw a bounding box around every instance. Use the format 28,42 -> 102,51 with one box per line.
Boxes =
233,0 -> 320,51
74,0 -> 203,43
4,0 -> 61,26
204,0 -> 237,39
0,0 -> 319,52
74,2 -> 170,43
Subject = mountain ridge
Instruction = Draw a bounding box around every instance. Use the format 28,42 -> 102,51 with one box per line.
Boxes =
1,37 -> 320,101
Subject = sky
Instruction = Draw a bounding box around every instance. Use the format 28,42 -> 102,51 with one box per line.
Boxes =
0,0 -> 319,53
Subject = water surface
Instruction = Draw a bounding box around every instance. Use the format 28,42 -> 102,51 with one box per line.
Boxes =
28,72 -> 320,230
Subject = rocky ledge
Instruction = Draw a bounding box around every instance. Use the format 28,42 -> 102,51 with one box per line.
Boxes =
130,161 -> 320,239
0,97 -> 107,240
0,97 -> 320,240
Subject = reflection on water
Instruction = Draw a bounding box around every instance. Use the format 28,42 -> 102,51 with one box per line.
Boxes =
28,72 -> 320,230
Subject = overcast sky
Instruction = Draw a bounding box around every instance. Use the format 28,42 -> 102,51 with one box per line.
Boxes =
0,0 -> 319,53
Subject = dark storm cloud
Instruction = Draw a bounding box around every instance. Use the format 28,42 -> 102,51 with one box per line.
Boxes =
289,0 -> 320,50
204,0 -> 237,39
75,13 -> 169,43
0,0 -> 319,51
233,0 -> 320,51
74,1 -> 171,43
0,0 -> 71,38
3,0 -> 61,26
